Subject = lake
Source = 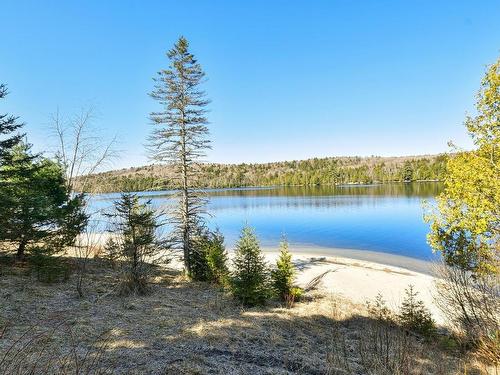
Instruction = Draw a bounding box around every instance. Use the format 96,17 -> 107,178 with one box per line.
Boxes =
88,183 -> 443,265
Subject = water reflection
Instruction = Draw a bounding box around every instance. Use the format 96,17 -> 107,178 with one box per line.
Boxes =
87,183 -> 443,261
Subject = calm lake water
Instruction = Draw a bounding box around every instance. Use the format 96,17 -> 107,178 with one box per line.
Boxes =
88,183 -> 443,262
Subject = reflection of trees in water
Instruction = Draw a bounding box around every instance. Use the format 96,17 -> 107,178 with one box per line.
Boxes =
206,195 -> 421,212
204,182 -> 443,199
87,183 -> 443,220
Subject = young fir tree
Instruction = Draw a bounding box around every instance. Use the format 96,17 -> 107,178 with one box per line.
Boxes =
231,226 -> 269,306
203,229 -> 229,285
107,193 -> 164,295
0,143 -> 87,259
271,237 -> 299,303
148,36 -> 211,280
398,285 -> 435,338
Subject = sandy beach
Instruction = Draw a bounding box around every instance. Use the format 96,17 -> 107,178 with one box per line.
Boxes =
80,234 -> 444,324
262,248 -> 444,324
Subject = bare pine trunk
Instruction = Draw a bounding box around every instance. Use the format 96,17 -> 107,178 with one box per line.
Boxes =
181,125 -> 190,274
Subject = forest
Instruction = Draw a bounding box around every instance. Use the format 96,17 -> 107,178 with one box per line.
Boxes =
77,154 -> 447,193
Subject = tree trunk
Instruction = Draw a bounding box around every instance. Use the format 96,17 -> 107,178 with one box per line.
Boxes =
17,239 -> 27,260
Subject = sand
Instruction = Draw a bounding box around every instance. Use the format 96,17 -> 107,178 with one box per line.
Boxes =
261,248 -> 444,324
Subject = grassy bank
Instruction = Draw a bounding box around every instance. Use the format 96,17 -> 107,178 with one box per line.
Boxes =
0,254 -> 488,374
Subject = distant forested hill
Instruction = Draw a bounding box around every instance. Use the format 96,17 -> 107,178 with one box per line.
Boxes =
76,154 -> 448,193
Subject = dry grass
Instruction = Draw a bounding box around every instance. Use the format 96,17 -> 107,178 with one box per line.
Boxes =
0,255 -> 489,374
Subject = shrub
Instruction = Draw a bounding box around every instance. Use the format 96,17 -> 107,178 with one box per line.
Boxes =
204,229 -> 229,286
29,247 -> 70,283
231,226 -> 270,306
102,237 -> 121,268
435,263 -> 499,366
366,293 -> 394,322
106,193 -> 166,295
189,226 -> 228,283
271,238 -> 302,307
397,285 -> 436,338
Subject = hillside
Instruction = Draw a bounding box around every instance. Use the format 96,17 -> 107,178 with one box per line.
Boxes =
77,154 -> 448,193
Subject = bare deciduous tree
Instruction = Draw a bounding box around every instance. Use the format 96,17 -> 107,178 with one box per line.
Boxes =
433,262 -> 500,366
50,106 -> 118,192
49,106 -> 118,296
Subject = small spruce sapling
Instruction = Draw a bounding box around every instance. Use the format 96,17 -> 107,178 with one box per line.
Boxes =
271,237 -> 302,306
398,285 -> 436,338
231,226 -> 270,306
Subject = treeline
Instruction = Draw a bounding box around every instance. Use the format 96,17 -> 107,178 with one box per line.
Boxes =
78,154 -> 448,193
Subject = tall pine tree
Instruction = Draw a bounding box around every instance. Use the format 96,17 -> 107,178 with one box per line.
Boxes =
149,37 -> 211,279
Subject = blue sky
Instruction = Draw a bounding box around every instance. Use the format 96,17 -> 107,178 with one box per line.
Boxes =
2,1 -> 499,169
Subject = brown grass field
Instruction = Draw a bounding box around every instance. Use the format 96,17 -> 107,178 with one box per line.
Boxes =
0,256 -> 489,374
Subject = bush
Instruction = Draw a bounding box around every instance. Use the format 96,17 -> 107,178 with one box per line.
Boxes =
397,285 -> 436,338
231,226 -> 270,306
102,237 -> 121,268
366,288 -> 435,338
204,229 -> 229,286
271,238 -> 302,307
366,293 -> 394,322
189,227 -> 228,283
106,193 -> 166,295
29,247 -> 70,283
435,263 -> 499,365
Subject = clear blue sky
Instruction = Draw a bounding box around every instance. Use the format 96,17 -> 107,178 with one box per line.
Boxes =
2,1 -> 499,169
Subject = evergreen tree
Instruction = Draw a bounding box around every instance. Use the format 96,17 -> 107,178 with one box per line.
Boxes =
0,144 -> 87,259
0,84 -> 23,163
149,36 -> 211,280
271,237 -> 297,302
398,285 -> 435,338
402,161 -> 413,182
107,193 -> 165,295
231,226 -> 270,306
205,229 -> 229,285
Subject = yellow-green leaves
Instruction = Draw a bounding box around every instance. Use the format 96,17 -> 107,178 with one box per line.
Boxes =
426,57 -> 500,276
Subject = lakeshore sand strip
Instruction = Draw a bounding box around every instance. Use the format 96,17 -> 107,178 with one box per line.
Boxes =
262,249 -> 443,324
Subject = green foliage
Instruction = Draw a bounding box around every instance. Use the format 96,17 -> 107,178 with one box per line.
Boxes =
102,238 -> 121,268
366,288 -> 435,338
231,226 -> 270,306
0,143 -> 87,259
426,57 -> 499,276
0,84 -> 24,165
402,161 -> 413,182
189,227 -> 229,283
80,155 -> 448,193
271,238 -> 301,305
366,293 -> 394,322
106,193 -> 165,295
397,285 -> 436,338
203,230 -> 229,286
29,247 -> 71,283
148,36 -> 211,279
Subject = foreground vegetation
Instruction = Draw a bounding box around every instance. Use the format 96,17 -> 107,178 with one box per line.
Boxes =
0,254 -> 487,374
76,154 -> 447,193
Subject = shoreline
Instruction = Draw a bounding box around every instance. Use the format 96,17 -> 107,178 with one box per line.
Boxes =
261,245 -> 436,276
260,248 -> 443,324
